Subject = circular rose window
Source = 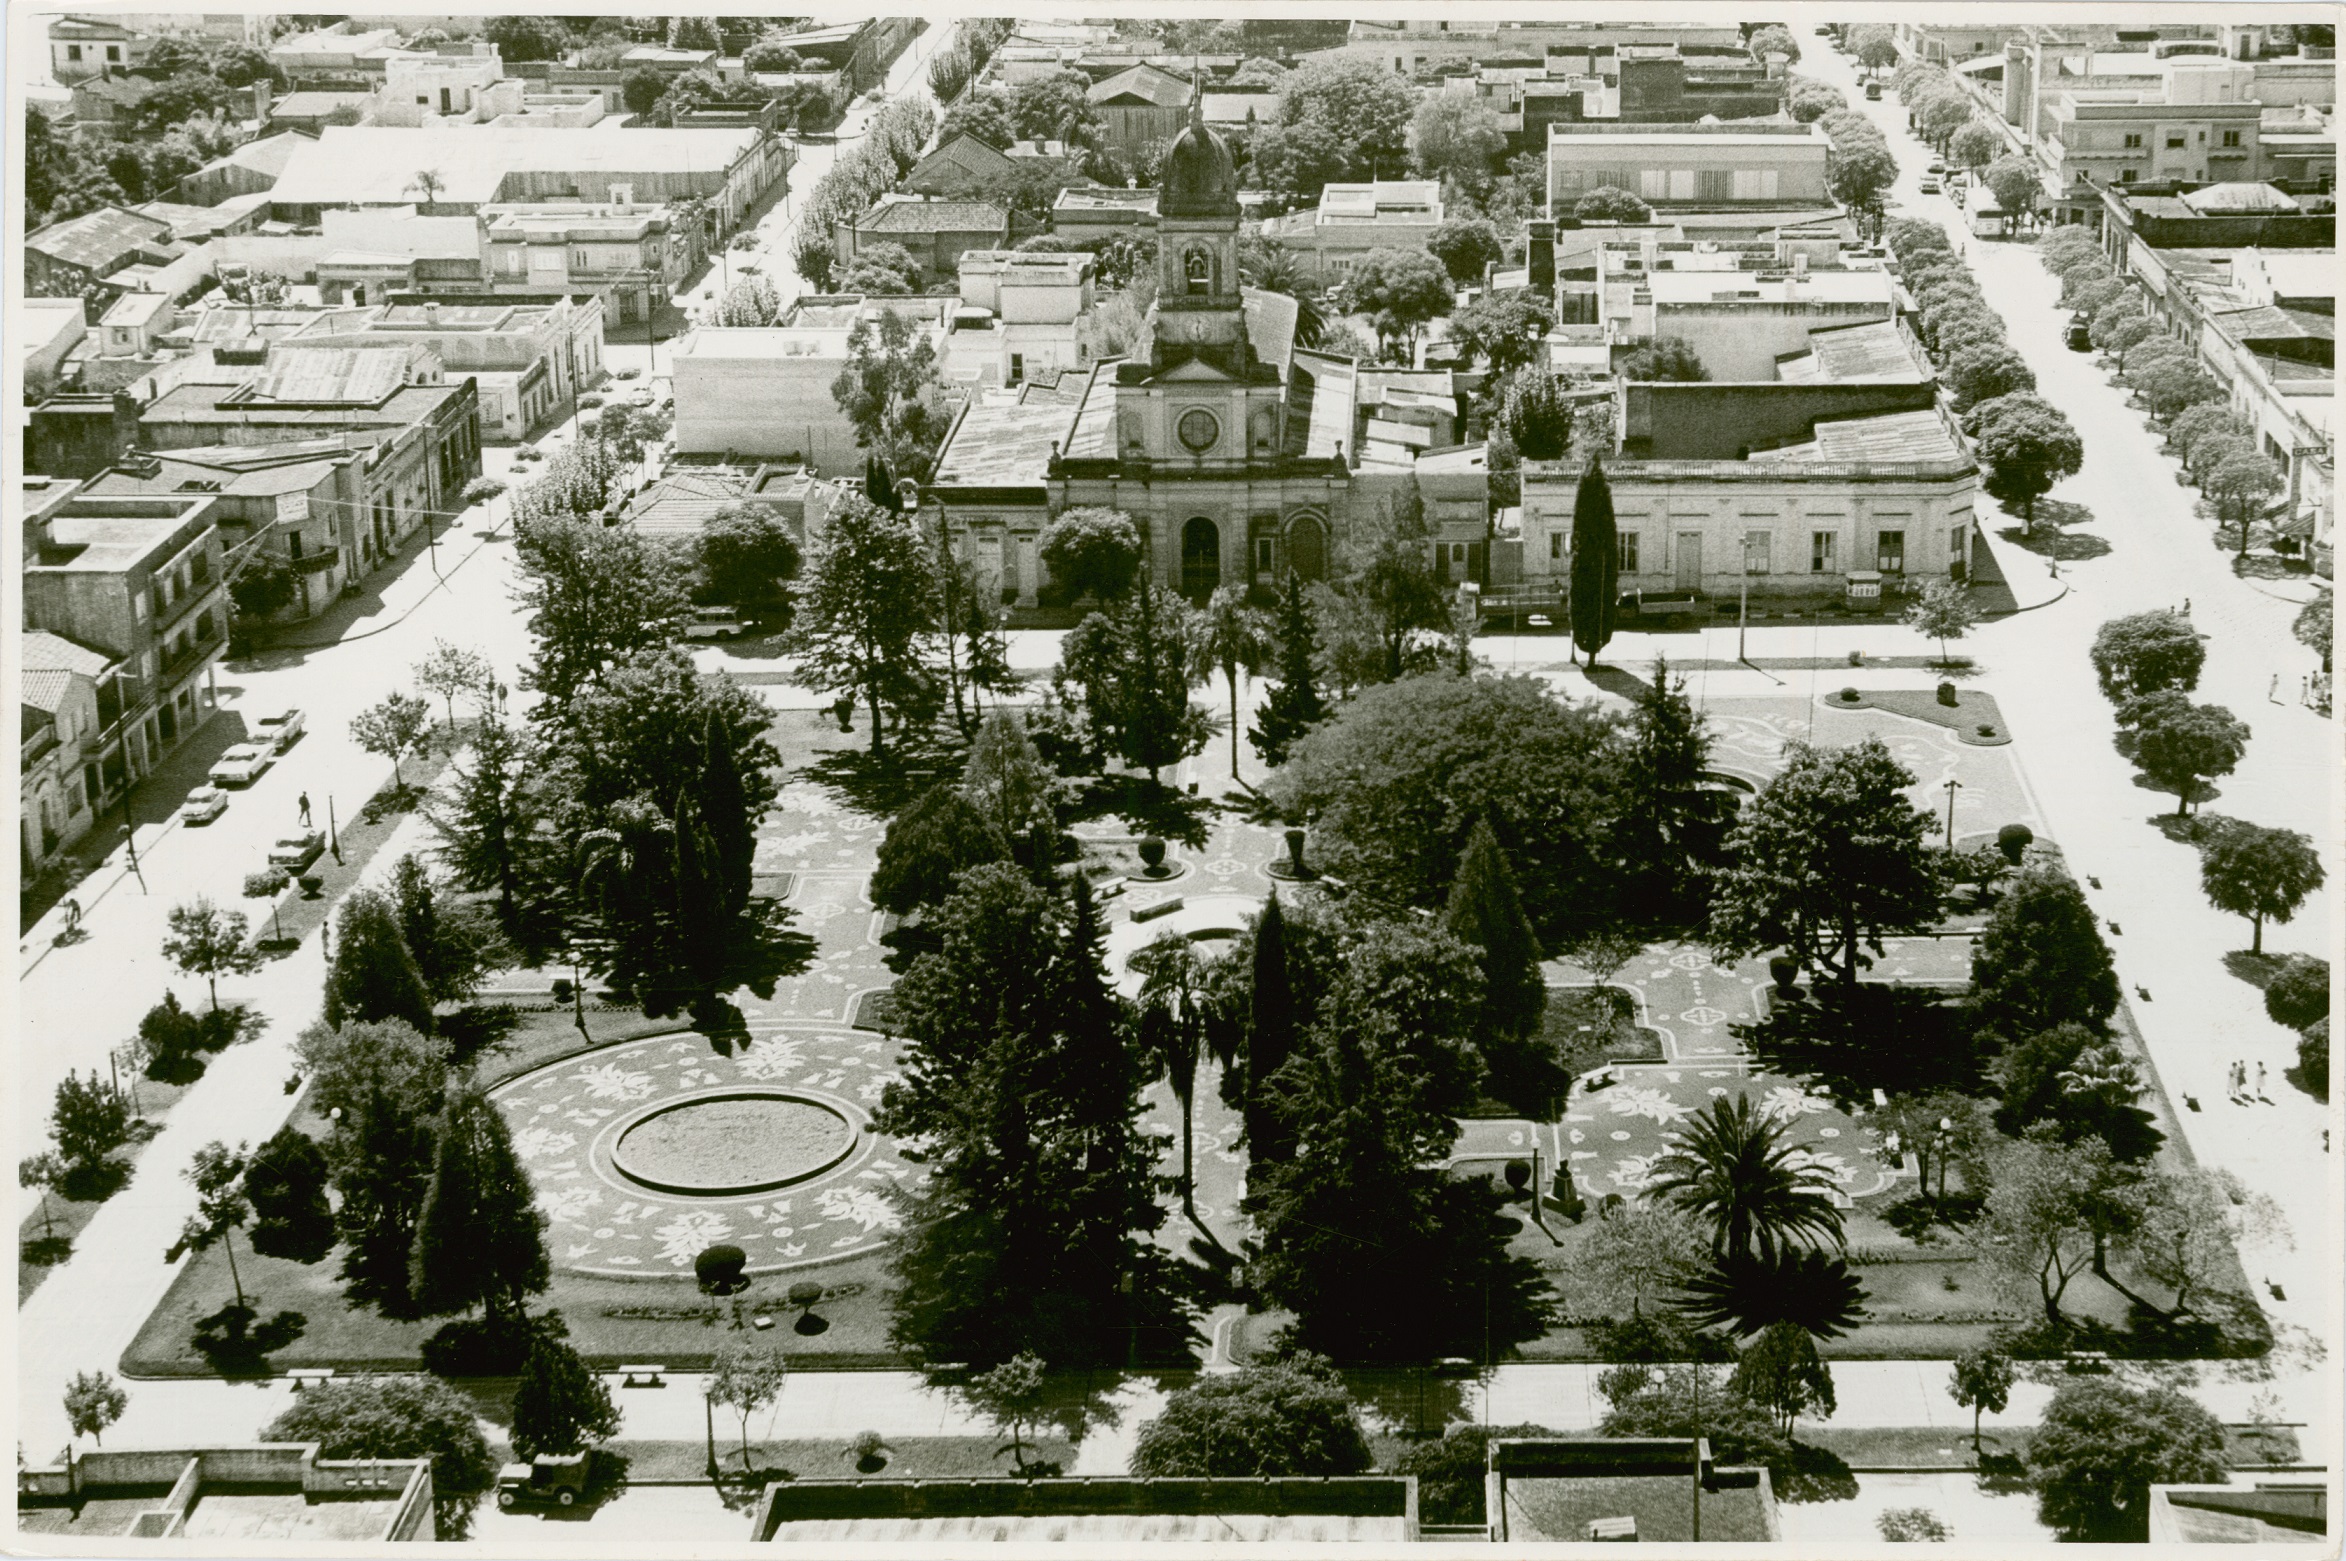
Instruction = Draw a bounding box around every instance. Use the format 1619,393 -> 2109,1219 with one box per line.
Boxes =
1177,409 -> 1219,452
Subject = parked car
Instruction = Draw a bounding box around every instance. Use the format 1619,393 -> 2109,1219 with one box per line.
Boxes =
1865,80 -> 1883,99
685,607 -> 750,641
628,387 -> 656,408
1927,159 -> 1948,174
180,786 -> 230,825
253,708 -> 305,752
614,366 -> 641,380
1918,174 -> 1942,194
268,829 -> 325,872
497,1455 -> 588,1509
2066,316 -> 2094,351
1949,182 -> 1967,208
209,744 -> 274,787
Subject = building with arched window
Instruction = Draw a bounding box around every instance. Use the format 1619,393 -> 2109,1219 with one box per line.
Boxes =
920,107 -> 1488,607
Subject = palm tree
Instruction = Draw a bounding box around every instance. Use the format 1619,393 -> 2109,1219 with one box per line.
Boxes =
1239,239 -> 1329,349
1134,932 -> 1223,1250
1645,1094 -> 1846,1263
1196,585 -> 1272,779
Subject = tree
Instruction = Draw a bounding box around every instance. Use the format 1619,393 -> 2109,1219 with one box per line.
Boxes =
1991,1023 -> 2162,1162
1732,1320 -> 1836,1436
408,1085 -> 549,1327
1970,868 -> 2119,1039
347,690 -> 433,790
1574,184 -> 1654,222
830,309 -> 947,482
2136,360 -> 2225,422
1568,459 -> 1620,666
2264,954 -> 2330,1031
839,242 -> 921,297
229,552 -> 297,627
939,90 -> 1016,150
695,504 -> 801,616
21,1151 -> 66,1241
706,1339 -> 789,1474
1341,247 -> 1456,354
2119,1165 -> 2287,1324
2090,610 -> 2204,701
2206,450 -> 2285,558
1972,1128 -> 2126,1326
64,1371 -> 127,1447
134,991 -> 209,1083
1132,1354 -> 1374,1476
485,15 -> 569,62
1009,67 -> 1104,148
783,495 -> 939,754
959,709 -> 1055,861
2169,402 -> 2251,464
162,897 -> 261,1013
1056,580 -> 1211,779
1427,217 -> 1506,287
1748,23 -> 1801,62
1249,572 -> 1327,766
2025,1379 -> 2228,1541
1410,93 -> 1506,188
511,1323 -> 621,1459
1448,292 -> 1554,376
1707,738 -> 1942,984
1647,1094 -> 1845,1263
1618,337 -> 1710,383
1904,577 -> 1981,666
1970,394 -> 2083,530
1949,119 -> 2003,170
1829,141 -> 1901,233
263,1375 -> 497,1536
244,1125 -> 335,1263
1557,1201 -> 1709,1322
870,785 -> 1008,915
1039,506 -> 1142,603
1341,485 -> 1452,684
296,1018 -> 450,1315
2198,819 -> 2324,954
50,1071 -> 131,1182
429,697 -> 540,935
620,66 -> 667,116
1611,657 -> 1726,931
413,640 -> 491,742
2293,591 -> 2331,669
1272,673 -> 1628,942
1442,820 -> 1556,1114
1273,55 -> 1417,188
1197,585 -> 1272,775
2121,693 -> 2248,816
1503,368 -> 1572,461
510,514 -> 693,704
180,1140 -> 253,1309
878,868 -> 1196,1370
1946,343 -> 2035,409
326,887 -> 436,1035
389,855 -> 500,1008
1599,1363 -> 1791,1470
1948,1346 -> 2014,1452
1983,156 -> 2042,226
2097,314 -> 2158,357
960,1351 -> 1050,1476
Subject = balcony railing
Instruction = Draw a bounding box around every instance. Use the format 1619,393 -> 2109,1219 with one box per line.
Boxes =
158,630 -> 224,686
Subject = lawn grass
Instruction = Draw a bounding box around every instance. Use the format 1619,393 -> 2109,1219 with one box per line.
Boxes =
1824,687 -> 2012,746
1542,986 -> 1662,1078
561,1436 -> 1075,1486
20,1076 -> 198,1304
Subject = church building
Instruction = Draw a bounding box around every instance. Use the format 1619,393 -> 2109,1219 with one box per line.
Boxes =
919,104 -> 1488,605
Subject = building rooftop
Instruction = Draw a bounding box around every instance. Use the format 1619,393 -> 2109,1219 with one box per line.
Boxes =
1754,408 -> 1966,464
101,291 -> 174,330
622,466 -> 752,537
755,1476 -> 1415,1544
2151,1481 -> 2327,1545
20,630 -> 117,680
270,125 -> 766,207
1644,268 -> 1896,306
1549,121 -> 1826,145
1088,62 -> 1196,108
29,496 -> 218,573
88,441 -> 358,501
26,206 -> 176,271
854,197 -> 1010,235
271,89 -> 377,118
1775,320 -> 1930,382
2215,303 -> 2335,344
930,398 -> 1075,491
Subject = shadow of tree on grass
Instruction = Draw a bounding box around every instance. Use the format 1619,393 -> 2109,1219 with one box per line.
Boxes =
193,1303 -> 307,1378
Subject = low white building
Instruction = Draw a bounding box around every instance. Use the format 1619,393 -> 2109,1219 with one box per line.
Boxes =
1256,180 -> 1447,283
952,250 -> 1096,385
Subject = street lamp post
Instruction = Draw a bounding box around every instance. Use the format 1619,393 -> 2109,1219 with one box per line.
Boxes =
1942,777 -> 1963,850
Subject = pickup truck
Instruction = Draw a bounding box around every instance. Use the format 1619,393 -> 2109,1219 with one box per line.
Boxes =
253,708 -> 305,752
209,743 -> 274,787
268,829 -> 325,872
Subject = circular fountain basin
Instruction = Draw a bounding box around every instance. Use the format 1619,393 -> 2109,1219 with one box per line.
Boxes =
611,1091 -> 856,1196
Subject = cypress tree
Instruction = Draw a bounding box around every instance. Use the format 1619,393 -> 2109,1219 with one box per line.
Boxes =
1444,819 -> 1547,1042
1244,895 -> 1298,1164
1249,573 -> 1327,767
1616,656 -> 1724,931
1569,458 -> 1619,667
510,1321 -> 621,1459
699,709 -> 754,918
408,1086 -> 549,1326
325,887 -> 435,1035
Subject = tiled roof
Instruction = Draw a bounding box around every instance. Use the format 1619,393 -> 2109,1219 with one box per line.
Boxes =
27,207 -> 174,272
2180,181 -> 2300,213
929,397 -> 1076,490
1759,409 -> 1962,464
857,199 -> 1008,234
2216,304 -> 2334,343
21,631 -> 117,679
22,668 -> 76,714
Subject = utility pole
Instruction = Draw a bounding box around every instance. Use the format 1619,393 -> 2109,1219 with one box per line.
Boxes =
1738,576 -> 1750,663
1691,1367 -> 1703,1543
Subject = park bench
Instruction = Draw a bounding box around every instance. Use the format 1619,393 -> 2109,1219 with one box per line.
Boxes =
287,1369 -> 336,1392
618,1363 -> 669,1388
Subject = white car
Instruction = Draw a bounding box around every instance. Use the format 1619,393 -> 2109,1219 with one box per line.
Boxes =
268,829 -> 326,872
209,743 -> 274,787
179,786 -> 229,825
253,708 -> 305,753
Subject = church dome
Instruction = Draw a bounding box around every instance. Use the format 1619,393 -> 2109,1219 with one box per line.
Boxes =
1159,118 -> 1239,220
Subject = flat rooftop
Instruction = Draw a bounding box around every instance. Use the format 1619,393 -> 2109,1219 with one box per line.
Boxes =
272,125 -> 765,206
1775,320 -> 1930,383
762,1512 -> 1410,1542
1755,408 -> 1965,464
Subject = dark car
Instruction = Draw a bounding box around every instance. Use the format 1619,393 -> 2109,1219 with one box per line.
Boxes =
2066,314 -> 2094,351
497,1455 -> 589,1509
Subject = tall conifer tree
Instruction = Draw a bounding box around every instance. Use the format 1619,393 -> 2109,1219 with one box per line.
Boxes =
1243,895 -> 1297,1164
1569,458 -> 1619,666
408,1086 -> 550,1327
1249,574 -> 1327,766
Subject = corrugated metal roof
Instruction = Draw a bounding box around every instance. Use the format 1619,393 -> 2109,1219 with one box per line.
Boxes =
21,631 -> 117,679
244,346 -> 409,405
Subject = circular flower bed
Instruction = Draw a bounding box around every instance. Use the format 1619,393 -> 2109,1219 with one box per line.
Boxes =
613,1092 -> 855,1196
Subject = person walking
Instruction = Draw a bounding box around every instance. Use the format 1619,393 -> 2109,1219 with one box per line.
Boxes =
2270,672 -> 2281,702
298,791 -> 313,827
2228,1060 -> 2246,1104
2256,1060 -> 2270,1101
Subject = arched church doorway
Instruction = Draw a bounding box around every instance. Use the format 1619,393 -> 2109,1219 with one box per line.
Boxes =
1285,514 -> 1328,581
1181,518 -> 1221,599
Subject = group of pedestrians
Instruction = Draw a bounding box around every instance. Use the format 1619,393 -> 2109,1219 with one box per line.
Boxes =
2227,1058 -> 2272,1105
